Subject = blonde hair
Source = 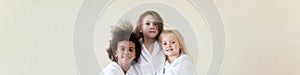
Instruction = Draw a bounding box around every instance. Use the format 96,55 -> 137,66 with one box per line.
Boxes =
158,29 -> 190,55
134,10 -> 164,40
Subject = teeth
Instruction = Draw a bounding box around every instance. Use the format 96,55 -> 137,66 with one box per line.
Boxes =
122,56 -> 131,58
166,49 -> 173,51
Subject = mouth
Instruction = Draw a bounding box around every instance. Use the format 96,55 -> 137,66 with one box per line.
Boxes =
148,31 -> 156,33
166,49 -> 174,52
121,55 -> 131,59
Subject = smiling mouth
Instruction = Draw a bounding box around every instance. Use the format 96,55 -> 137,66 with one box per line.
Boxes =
166,49 -> 174,52
121,56 -> 131,59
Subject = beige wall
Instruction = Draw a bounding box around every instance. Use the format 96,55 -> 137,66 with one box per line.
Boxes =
0,0 -> 82,75
215,0 -> 300,75
0,0 -> 299,75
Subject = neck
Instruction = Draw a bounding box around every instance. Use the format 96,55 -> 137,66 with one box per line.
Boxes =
167,54 -> 180,64
143,38 -> 156,53
118,63 -> 131,74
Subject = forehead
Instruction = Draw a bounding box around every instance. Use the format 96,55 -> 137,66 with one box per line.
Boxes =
117,40 -> 135,46
143,15 -> 155,21
161,33 -> 178,40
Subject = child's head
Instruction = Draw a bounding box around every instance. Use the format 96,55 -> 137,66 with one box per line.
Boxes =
158,29 -> 189,57
106,20 -> 141,65
134,10 -> 164,40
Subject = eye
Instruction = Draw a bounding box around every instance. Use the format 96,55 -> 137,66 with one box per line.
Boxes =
120,47 -> 125,51
171,41 -> 176,44
154,23 -> 157,26
129,48 -> 135,52
146,23 -> 150,26
163,42 -> 167,45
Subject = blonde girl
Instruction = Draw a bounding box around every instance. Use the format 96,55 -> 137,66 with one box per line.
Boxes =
158,29 -> 195,75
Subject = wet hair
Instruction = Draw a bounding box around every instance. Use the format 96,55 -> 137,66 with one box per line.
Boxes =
106,20 -> 141,63
134,10 -> 164,40
158,29 -> 189,55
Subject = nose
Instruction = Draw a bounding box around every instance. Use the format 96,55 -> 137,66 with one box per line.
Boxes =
166,43 -> 172,48
149,24 -> 155,29
124,49 -> 129,53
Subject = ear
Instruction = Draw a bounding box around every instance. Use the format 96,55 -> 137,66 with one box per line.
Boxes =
114,50 -> 118,57
179,44 -> 182,49
139,27 -> 143,33
132,55 -> 136,59
138,25 -> 143,33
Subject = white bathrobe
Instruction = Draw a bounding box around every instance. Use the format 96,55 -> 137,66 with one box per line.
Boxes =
162,54 -> 195,75
136,40 -> 166,75
101,62 -> 141,75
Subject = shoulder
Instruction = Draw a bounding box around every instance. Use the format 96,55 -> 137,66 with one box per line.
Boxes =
178,54 -> 196,75
176,54 -> 193,63
172,54 -> 195,69
103,62 -> 119,69
102,62 -> 122,75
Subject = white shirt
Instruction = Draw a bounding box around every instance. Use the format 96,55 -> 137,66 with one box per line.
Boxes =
136,40 -> 166,75
101,62 -> 141,75
162,54 -> 195,75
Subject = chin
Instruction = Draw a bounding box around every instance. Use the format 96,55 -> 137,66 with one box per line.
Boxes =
121,61 -> 132,64
165,53 -> 173,56
121,59 -> 132,63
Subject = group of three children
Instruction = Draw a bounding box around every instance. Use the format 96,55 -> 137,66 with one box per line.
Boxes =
101,10 -> 196,75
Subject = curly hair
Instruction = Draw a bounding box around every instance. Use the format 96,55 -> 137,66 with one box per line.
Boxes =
106,20 -> 141,63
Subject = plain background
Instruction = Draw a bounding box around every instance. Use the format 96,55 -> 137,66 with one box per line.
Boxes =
1,0 -> 300,75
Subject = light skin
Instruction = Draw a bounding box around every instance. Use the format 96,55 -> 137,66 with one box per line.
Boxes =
140,15 -> 159,53
160,33 -> 181,63
115,41 -> 136,74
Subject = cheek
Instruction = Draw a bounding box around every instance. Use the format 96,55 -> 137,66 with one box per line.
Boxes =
130,52 -> 136,57
155,26 -> 159,29
161,45 -> 167,50
172,44 -> 180,50
115,50 -> 120,56
141,25 -> 146,29
141,28 -> 147,33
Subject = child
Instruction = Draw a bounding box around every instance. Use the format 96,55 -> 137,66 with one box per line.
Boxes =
158,29 -> 196,75
134,10 -> 166,74
102,20 -> 142,75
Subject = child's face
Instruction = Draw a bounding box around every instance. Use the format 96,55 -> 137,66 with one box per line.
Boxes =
140,15 -> 159,39
115,40 -> 136,65
160,33 -> 181,57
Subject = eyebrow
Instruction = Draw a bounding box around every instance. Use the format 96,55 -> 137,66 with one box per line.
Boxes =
119,46 -> 126,48
145,20 -> 155,22
119,46 -> 135,49
162,40 -> 175,42
129,47 -> 135,49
